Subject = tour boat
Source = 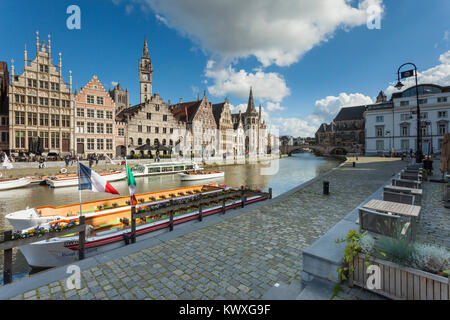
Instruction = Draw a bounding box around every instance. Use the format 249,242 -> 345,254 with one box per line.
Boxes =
0,177 -> 32,191
178,170 -> 224,181
11,185 -> 269,268
45,171 -> 126,188
131,161 -> 201,177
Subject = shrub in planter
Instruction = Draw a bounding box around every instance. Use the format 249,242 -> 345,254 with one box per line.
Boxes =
411,243 -> 450,275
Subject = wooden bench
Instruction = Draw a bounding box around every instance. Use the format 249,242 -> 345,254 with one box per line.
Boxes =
383,190 -> 415,205
358,207 -> 414,241
392,178 -> 422,189
383,185 -> 422,205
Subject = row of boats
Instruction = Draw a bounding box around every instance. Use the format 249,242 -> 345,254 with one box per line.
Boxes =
0,161 -> 225,191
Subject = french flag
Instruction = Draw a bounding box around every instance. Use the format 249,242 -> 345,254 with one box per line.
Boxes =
78,162 -> 119,195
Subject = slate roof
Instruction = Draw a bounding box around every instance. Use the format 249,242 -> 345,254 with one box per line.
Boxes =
115,103 -> 145,122
333,105 -> 366,121
170,100 -> 202,123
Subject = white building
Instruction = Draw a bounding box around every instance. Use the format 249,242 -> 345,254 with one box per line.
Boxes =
365,84 -> 450,155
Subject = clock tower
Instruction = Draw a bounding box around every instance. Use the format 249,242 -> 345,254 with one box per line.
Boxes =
139,35 -> 153,104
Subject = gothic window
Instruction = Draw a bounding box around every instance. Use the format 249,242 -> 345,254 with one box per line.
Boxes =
162,139 -> 166,145
146,139 -> 150,145
129,138 -> 133,145
138,138 -> 142,145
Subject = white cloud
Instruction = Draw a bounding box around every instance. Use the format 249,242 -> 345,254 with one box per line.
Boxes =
312,92 -> 373,124
111,81 -> 119,87
155,14 -> 168,26
125,4 -> 134,15
266,102 -> 286,112
205,61 -> 290,103
137,0 -> 384,67
269,117 -> 318,137
385,50 -> 450,98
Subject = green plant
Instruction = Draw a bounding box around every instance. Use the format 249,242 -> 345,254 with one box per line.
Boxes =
411,243 -> 450,275
372,236 -> 416,267
335,230 -> 370,281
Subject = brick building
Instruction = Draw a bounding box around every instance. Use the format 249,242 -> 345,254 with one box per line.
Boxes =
74,75 -> 116,158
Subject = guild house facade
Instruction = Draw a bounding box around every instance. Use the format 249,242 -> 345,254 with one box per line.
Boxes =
8,32 -> 74,156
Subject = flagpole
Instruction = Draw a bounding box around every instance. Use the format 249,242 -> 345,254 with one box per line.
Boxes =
76,156 -> 85,260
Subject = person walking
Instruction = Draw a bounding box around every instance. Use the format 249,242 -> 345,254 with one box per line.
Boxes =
95,154 -> 99,166
89,154 -> 94,168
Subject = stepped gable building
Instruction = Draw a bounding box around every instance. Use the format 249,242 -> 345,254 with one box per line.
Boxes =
315,123 -> 335,145
212,97 -> 234,156
0,62 -> 9,151
8,32 -> 74,155
109,82 -> 129,115
74,75 -> 116,158
231,110 -> 245,156
169,91 -> 217,157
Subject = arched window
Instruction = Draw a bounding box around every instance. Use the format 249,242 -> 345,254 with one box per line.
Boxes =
169,139 -> 173,146
138,138 -> 142,145
144,85 -> 147,93
162,139 -> 166,145
129,138 -> 133,146
146,138 -> 150,145
154,138 -> 159,146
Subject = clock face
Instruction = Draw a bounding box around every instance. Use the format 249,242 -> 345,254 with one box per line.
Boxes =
142,74 -> 148,81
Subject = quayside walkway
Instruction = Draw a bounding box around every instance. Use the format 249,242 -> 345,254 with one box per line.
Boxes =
2,157 -> 406,300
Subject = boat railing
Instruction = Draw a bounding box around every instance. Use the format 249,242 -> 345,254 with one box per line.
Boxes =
129,187 -> 272,243
0,216 -> 87,285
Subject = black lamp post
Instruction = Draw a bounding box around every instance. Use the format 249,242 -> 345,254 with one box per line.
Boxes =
395,63 -> 422,163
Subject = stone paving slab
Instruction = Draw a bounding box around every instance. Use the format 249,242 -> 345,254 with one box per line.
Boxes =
1,157 -> 407,300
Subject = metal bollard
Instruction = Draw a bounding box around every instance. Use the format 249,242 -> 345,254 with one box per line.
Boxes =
323,181 -> 329,195
353,161 -> 356,167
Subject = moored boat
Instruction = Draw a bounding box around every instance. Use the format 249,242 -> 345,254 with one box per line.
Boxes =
178,170 -> 224,181
45,171 -> 126,188
12,185 -> 270,267
0,177 -> 32,191
131,161 -> 201,177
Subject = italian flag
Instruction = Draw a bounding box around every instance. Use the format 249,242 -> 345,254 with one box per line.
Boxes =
125,160 -> 137,206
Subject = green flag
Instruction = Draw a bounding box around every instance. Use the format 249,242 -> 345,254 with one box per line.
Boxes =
125,160 -> 137,204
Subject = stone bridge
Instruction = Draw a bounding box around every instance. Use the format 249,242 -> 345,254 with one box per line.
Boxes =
280,144 -> 355,156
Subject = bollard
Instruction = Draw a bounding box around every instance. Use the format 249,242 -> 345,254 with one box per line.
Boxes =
269,187 -> 272,199
323,180 -> 329,195
353,161 -> 356,167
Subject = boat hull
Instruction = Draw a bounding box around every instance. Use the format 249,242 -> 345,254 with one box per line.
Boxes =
46,172 -> 126,188
0,177 -> 32,191
18,195 -> 265,268
178,172 -> 224,181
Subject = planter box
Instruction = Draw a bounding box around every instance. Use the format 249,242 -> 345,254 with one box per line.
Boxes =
349,254 -> 449,300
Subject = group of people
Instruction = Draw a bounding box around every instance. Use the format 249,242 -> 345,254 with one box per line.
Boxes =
64,154 -> 74,167
88,153 -> 100,168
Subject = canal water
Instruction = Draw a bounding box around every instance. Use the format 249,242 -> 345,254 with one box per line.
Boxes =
0,153 -> 340,279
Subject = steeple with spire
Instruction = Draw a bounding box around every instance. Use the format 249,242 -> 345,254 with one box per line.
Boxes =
246,86 -> 257,115
139,34 -> 153,103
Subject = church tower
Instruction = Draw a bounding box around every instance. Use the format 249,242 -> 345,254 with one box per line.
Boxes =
139,35 -> 153,103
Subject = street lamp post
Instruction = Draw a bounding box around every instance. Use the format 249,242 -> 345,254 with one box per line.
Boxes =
395,63 -> 422,163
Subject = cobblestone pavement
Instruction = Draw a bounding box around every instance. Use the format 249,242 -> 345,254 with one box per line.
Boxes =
10,157 -> 407,300
416,159 -> 450,248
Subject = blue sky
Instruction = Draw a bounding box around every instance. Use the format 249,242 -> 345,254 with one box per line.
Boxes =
0,0 -> 449,136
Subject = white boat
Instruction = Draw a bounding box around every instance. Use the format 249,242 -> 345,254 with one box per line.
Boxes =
11,185 -> 269,267
178,171 -> 224,181
0,177 -> 32,191
45,171 -> 126,188
131,161 -> 201,177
